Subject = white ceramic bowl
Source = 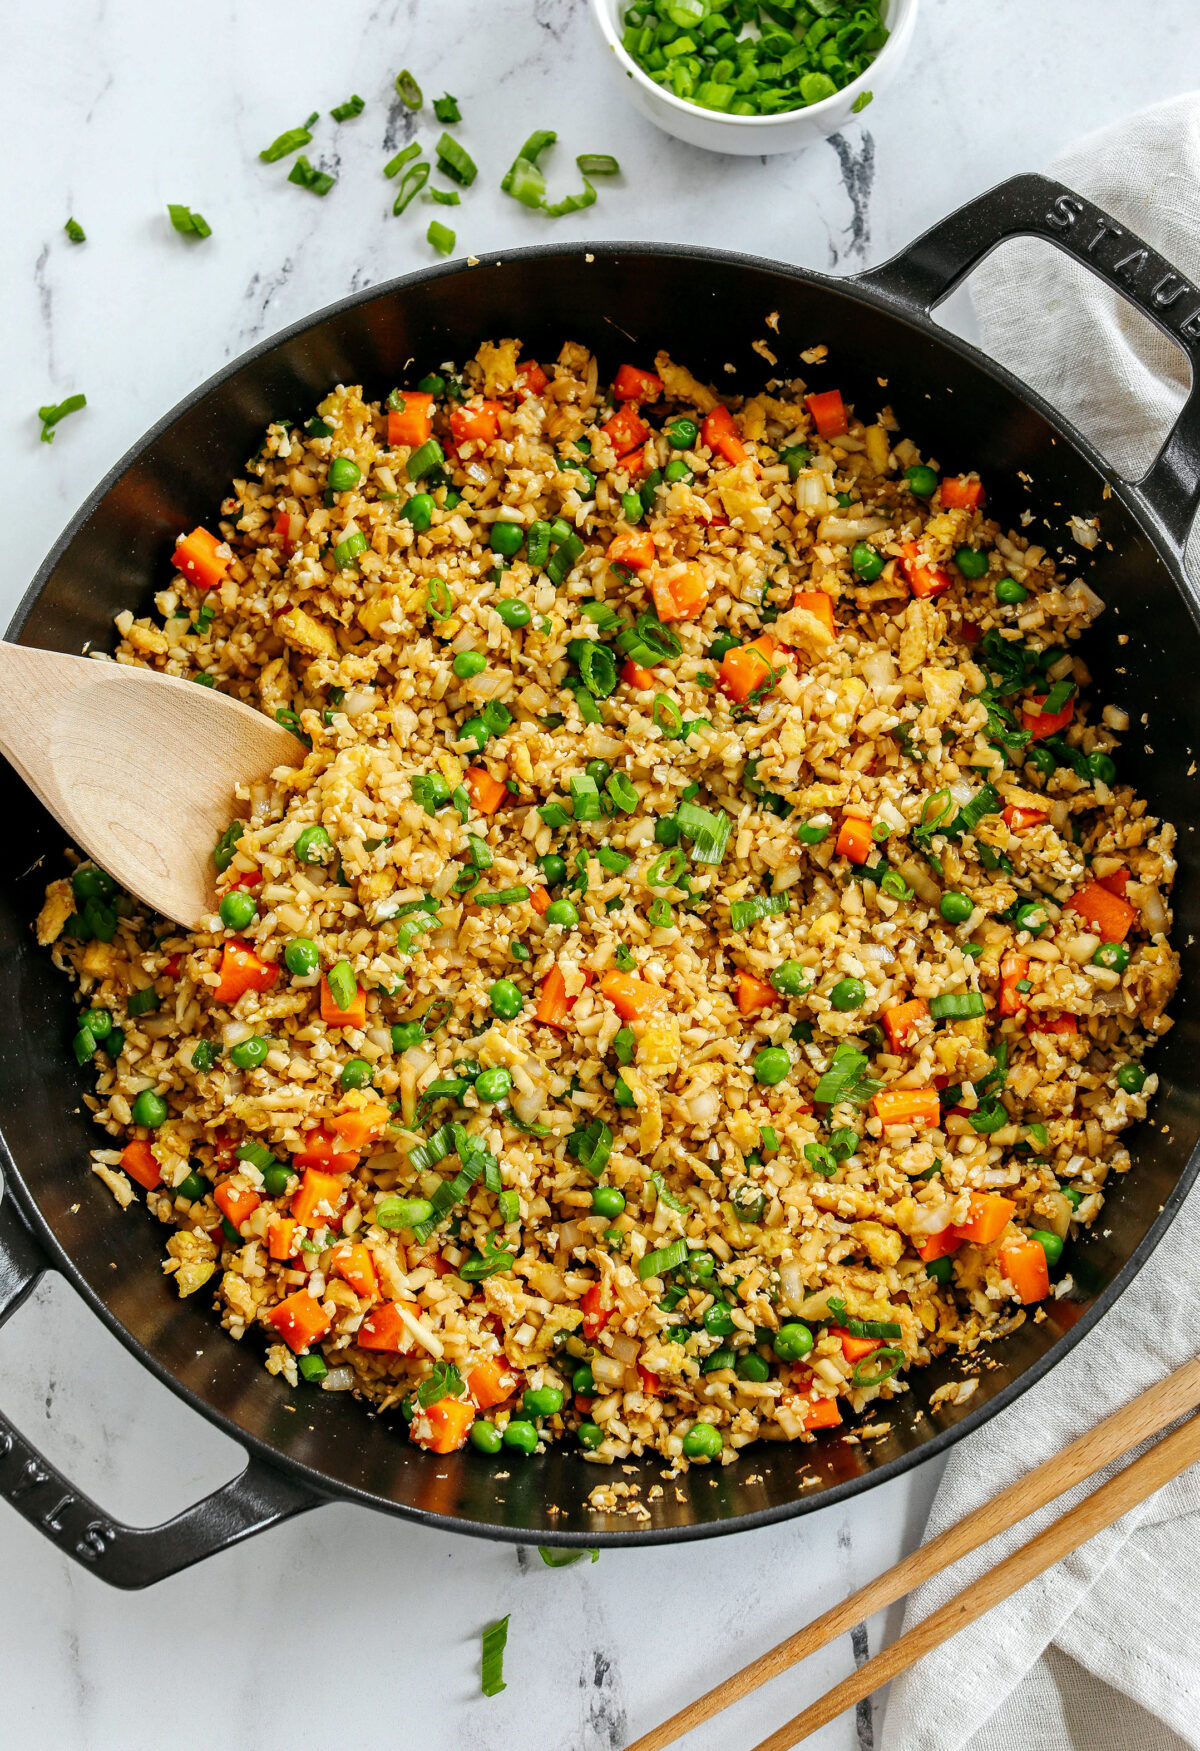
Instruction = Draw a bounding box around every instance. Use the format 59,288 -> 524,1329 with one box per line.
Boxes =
588,0 -> 918,155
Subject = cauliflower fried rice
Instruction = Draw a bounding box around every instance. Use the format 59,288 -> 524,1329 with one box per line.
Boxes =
38,336 -> 1179,1468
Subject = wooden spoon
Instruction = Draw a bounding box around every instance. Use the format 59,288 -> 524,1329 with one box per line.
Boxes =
0,642 -> 303,930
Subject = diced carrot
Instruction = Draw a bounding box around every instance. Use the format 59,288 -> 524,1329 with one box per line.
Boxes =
1098,868 -> 1130,897
637,1362 -> 661,1396
793,590 -> 835,637
272,508 -> 301,552
535,965 -> 571,1028
320,974 -> 367,1030
702,403 -> 748,465
797,1394 -> 843,1432
329,1241 -> 378,1300
171,526 -> 230,591
916,1227 -> 963,1263
1030,1012 -> 1078,1036
622,441 -> 655,481
607,529 -> 655,569
872,1087 -> 941,1128
900,542 -> 952,600
599,970 -> 667,1020
621,658 -> 657,690
650,560 -> 709,623
718,633 -> 777,703
291,1168 -> 346,1227
214,1178 -> 261,1229
574,1393 -> 595,1415
961,621 -> 981,645
449,399 -> 503,447
953,1192 -> 1015,1247
120,1139 -> 161,1191
939,475 -> 985,511
613,363 -> 663,403
467,1356 -> 519,1409
602,403 -> 651,458
514,360 -> 549,400
882,998 -> 928,1052
736,971 -> 780,1016
413,1396 -> 476,1453
330,1104 -> 390,1150
530,884 -> 551,916
386,390 -> 434,448
267,1216 -> 297,1260
163,954 -> 183,979
1000,1238 -> 1050,1304
1020,693 -> 1074,740
357,1300 -> 418,1353
580,1281 -> 614,1341
213,940 -> 278,1004
227,868 -> 262,889
829,1326 -> 881,1364
998,951 -> 1031,1017
835,814 -> 873,864
465,766 -> 508,814
805,389 -> 847,440
267,1290 -> 331,1354
1069,880 -> 1137,942
1002,804 -> 1048,831
293,1124 -> 358,1174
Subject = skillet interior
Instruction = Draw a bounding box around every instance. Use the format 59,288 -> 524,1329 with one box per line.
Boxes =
4,244 -> 1198,1543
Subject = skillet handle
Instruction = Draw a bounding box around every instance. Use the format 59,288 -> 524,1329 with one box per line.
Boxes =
854,171 -> 1200,553
0,1188 -> 322,1588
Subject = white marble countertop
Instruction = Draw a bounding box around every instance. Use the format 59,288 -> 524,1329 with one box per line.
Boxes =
3,2 -> 1199,1746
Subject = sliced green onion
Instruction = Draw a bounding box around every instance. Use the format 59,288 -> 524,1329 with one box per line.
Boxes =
417,1359 -> 464,1408
948,783 -> 1001,838
475,886 -> 530,906
37,393 -> 86,443
606,773 -> 638,814
569,774 -> 602,821
384,142 -> 421,178
436,132 -> 477,186
929,992 -> 986,1020
539,1546 -> 598,1566
574,642 -> 618,698
408,439 -> 445,480
395,69 -> 423,110
393,162 -> 430,214
852,1345 -> 905,1389
581,600 -> 622,632
648,898 -> 673,928
1039,678 -> 1075,715
653,694 -> 684,738
330,94 -> 365,121
425,575 -> 453,619
481,1616 -> 509,1697
286,157 -> 335,196
427,219 -> 455,255
333,530 -> 368,568
648,847 -> 687,888
729,893 -> 789,932
260,124 -> 315,162
649,1170 -> 687,1213
539,801 -> 572,829
167,203 -> 212,238
597,846 -> 632,875
326,960 -> 357,1011
426,187 -> 460,206
127,987 -> 160,1018
576,153 -> 620,176
638,1239 -> 689,1281
64,217 -> 86,242
568,1118 -> 612,1178
433,93 -> 461,123
847,1317 -> 903,1341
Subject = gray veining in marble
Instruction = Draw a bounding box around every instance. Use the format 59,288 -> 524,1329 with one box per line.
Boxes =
3,2 -> 1200,1745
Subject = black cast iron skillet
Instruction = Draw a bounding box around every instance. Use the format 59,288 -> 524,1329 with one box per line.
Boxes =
3,173 -> 1200,1587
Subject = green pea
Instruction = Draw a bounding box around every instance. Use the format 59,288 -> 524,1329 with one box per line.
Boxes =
663,459 -> 692,483
585,759 -> 611,786
770,960 -> 808,998
752,1046 -> 789,1086
340,1057 -> 373,1091
773,1322 -> 813,1362
496,598 -> 531,628
1087,751 -> 1117,785
417,372 -> 445,396
1093,942 -> 1130,974
453,649 -> 487,680
926,1255 -> 953,1284
577,1422 -> 604,1449
684,1250 -> 715,1282
1116,1063 -> 1146,1094
681,1421 -> 722,1460
1025,744 -> 1057,779
665,417 -> 698,450
735,1352 -> 770,1383
572,1364 -> 595,1395
538,853 -> 567,887
294,825 -> 332,865
703,1301 -> 735,1337
830,977 -> 866,1012
954,546 -> 989,579
105,1028 -> 125,1059
995,577 -> 1028,605
940,891 -> 973,925
1016,901 -> 1049,937
132,1089 -> 167,1128
262,1162 -> 293,1197
475,1066 -> 513,1104
503,1419 -> 540,1454
796,818 -> 830,845
219,890 -> 258,930
328,456 -> 362,492
462,715 -> 492,748
545,899 -> 578,928
522,1386 -> 564,1420
1031,1229 -> 1064,1268
904,464 -> 937,497
851,542 -> 884,581
1061,1185 -> 1083,1209
391,1021 -> 425,1051
486,978 -> 522,1021
470,1418 -> 503,1454
591,1185 -> 625,1219
176,1169 -> 207,1201
79,1008 -> 112,1040
230,1037 -> 271,1070
491,521 -> 524,558
406,491 -> 436,532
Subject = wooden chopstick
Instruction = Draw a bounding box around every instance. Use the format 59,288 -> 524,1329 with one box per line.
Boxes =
627,1357 -> 1200,1751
